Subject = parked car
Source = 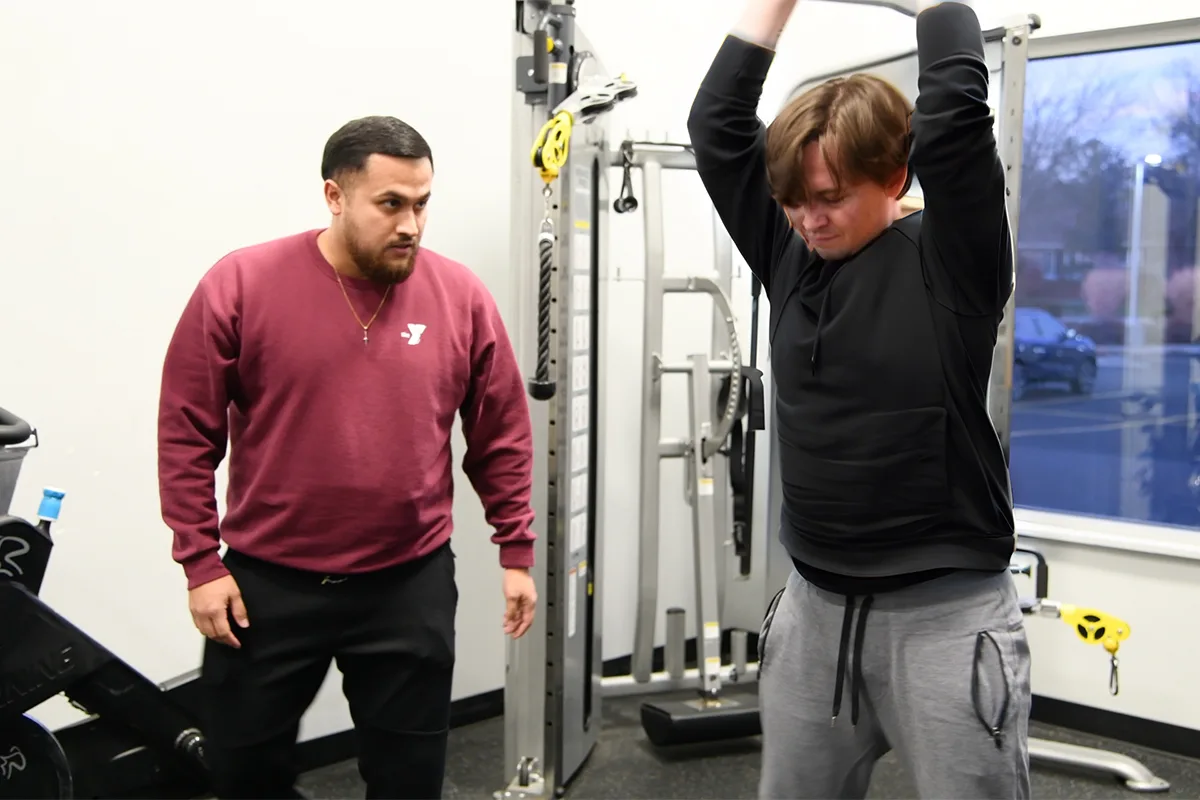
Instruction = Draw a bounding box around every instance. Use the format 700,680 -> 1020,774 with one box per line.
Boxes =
1012,307 -> 1098,401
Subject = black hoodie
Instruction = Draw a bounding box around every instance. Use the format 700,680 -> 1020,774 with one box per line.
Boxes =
687,2 -> 1016,598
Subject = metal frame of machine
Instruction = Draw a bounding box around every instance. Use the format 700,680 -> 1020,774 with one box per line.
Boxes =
502,1 -> 1173,797
505,0 -> 772,786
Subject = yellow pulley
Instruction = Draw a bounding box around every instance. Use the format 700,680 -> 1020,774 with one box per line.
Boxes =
1057,604 -> 1131,656
531,110 -> 574,185
1056,604 -> 1131,695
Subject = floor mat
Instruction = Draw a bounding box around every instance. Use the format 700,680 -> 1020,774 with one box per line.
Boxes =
300,689 -> 1197,799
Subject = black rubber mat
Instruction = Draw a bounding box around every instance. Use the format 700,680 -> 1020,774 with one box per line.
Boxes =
298,688 -> 1200,799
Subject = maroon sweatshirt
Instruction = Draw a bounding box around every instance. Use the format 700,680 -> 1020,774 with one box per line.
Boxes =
158,229 -> 537,589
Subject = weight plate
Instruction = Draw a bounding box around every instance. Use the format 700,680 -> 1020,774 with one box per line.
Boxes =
0,714 -> 73,799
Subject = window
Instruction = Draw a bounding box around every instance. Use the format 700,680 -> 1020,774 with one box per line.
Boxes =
1010,29 -> 1200,530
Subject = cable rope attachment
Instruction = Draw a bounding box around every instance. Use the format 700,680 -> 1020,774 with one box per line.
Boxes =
525,101 -> 576,402
527,185 -> 557,401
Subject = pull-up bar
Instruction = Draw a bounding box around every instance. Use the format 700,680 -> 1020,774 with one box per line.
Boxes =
790,2 -> 1042,93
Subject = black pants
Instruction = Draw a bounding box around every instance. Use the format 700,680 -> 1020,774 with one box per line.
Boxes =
199,542 -> 457,800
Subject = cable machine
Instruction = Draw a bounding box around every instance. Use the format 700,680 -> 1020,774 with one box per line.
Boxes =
503,3 -> 622,796
503,3 -> 768,795
608,141 -> 766,748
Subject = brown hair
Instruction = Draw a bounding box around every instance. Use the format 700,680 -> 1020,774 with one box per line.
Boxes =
765,74 -> 913,207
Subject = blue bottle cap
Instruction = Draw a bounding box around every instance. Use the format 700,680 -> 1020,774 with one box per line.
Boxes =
38,486 -> 66,521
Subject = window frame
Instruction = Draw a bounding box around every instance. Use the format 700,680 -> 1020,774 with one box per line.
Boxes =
1014,15 -> 1200,559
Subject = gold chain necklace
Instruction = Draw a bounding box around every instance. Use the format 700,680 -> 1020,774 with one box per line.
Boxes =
334,270 -> 392,344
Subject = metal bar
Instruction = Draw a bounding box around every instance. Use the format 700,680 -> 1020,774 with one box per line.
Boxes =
661,360 -> 737,375
600,662 -> 759,699
780,16 -> 1036,107
1029,738 -> 1170,793
687,353 -> 724,697
788,49 -> 918,92
983,19 -> 1040,43
502,15 -> 551,795
665,608 -> 686,680
608,141 -> 697,171
731,630 -> 749,676
1027,15 -> 1197,60
543,5 -> 574,111
157,669 -> 202,692
632,158 -> 666,684
710,205 -> 734,621
987,19 -> 1032,460
662,275 -> 721,293
658,438 -> 689,458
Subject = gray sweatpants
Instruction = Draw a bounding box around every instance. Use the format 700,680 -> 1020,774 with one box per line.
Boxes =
757,567 -> 1031,800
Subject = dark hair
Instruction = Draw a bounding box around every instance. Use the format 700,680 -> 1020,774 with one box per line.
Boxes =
320,115 -> 433,182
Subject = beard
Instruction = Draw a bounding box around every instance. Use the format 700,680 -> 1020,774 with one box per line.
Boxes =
345,228 -> 419,285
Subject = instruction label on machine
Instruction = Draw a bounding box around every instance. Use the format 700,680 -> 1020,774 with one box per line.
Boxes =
704,621 -> 720,641
572,231 -> 590,275
570,512 -> 587,552
572,353 -> 589,392
571,475 -> 587,513
572,275 -> 590,313
572,314 -> 590,352
572,433 -> 588,472
572,394 -> 588,433
698,477 -> 714,496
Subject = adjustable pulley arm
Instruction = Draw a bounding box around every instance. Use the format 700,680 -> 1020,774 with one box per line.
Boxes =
525,70 -> 637,402
1011,548 -> 1131,695
1023,599 -> 1132,695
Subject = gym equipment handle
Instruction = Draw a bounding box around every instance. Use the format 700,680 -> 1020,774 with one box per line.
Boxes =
527,230 -> 557,401
0,406 -> 33,447
1012,545 -> 1048,599
532,29 -> 550,85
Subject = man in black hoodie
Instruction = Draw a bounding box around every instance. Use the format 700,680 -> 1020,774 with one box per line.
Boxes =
688,1 -> 1029,797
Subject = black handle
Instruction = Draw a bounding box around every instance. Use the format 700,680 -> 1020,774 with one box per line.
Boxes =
0,406 -> 32,447
533,29 -> 550,85
527,235 -> 557,401
1013,546 -> 1048,600
614,147 -> 638,213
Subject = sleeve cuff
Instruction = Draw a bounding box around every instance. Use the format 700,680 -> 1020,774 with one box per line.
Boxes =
499,541 -> 536,570
182,552 -> 230,590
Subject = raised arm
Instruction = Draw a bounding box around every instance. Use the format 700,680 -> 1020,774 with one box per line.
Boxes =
158,272 -> 239,590
687,0 -> 803,294
459,283 -> 537,571
910,1 -> 1013,315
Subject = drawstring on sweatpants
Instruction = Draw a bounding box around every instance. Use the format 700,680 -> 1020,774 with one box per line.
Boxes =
826,592 -> 1012,751
830,595 -> 874,727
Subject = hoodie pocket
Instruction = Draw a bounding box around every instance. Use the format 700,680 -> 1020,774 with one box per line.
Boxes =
784,405 -> 950,537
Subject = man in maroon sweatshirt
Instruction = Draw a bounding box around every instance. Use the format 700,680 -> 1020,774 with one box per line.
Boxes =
157,115 -> 538,800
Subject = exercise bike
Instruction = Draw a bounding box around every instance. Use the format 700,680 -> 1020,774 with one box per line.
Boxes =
0,405 -> 210,799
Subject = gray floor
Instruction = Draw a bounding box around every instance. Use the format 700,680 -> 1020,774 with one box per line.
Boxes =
301,689 -> 1200,799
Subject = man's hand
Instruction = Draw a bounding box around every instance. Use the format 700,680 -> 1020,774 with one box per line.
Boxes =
189,574 -> 249,648
503,568 -> 537,638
